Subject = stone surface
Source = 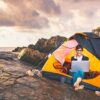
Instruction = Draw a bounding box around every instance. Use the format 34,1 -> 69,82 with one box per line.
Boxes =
0,52 -> 100,100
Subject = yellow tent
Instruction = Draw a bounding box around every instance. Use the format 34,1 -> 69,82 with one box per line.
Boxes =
42,32 -> 100,91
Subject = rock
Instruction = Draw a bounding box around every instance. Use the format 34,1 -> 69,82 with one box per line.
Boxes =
26,69 -> 42,78
13,36 -> 67,68
12,47 -> 26,52
0,52 -> 17,60
18,48 -> 46,67
34,36 -> 67,53
13,35 -> 67,53
18,48 -> 27,60
28,44 -> 35,49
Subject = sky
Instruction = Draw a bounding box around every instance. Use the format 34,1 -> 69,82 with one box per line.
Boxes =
0,0 -> 100,47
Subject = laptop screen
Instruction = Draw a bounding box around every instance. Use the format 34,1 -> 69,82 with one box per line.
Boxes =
71,61 -> 90,72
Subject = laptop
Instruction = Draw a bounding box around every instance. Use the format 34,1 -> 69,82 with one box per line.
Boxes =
71,61 -> 90,72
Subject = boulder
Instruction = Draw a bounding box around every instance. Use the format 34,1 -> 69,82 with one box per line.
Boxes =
28,44 -> 35,49
18,48 -> 47,67
12,47 -> 26,52
34,36 -> 67,53
16,35 -> 67,68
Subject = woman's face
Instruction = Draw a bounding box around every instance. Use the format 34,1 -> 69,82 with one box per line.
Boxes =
76,49 -> 83,56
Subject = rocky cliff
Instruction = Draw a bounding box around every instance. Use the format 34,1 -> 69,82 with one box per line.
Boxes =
13,35 -> 67,68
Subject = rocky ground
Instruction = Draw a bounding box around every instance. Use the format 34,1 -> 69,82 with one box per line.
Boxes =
0,52 -> 100,100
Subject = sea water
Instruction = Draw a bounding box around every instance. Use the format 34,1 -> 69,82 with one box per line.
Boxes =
0,47 -> 15,52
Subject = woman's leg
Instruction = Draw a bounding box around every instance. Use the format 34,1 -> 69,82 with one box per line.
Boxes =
72,70 -> 84,84
72,70 -> 84,90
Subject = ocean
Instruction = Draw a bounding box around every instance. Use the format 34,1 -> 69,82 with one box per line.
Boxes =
0,47 -> 16,52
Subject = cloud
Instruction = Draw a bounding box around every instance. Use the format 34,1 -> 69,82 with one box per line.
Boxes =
18,16 -> 49,29
34,0 -> 61,15
0,16 -> 15,26
0,0 -> 100,34
0,0 -> 54,29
